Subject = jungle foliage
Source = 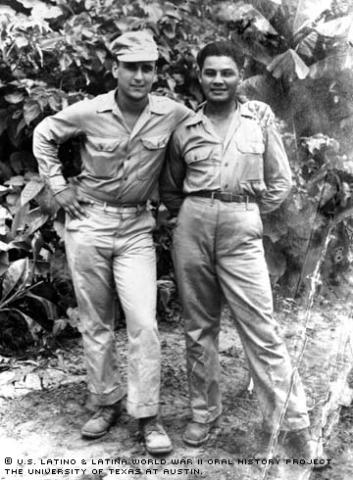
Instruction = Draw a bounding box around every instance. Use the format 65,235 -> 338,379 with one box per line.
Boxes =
0,0 -> 353,351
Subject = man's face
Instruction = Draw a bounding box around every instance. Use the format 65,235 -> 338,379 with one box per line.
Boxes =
199,55 -> 242,104
114,61 -> 156,101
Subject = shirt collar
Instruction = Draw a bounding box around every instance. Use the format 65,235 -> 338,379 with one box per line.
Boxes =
184,99 -> 257,127
96,90 -> 168,115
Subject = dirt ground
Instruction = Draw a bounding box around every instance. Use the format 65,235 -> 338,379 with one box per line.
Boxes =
0,288 -> 353,480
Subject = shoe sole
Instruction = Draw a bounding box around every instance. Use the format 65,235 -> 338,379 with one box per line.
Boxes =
81,429 -> 109,439
182,433 -> 210,447
145,445 -> 174,455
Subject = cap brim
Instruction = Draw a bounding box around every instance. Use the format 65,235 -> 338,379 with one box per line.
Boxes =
117,53 -> 158,62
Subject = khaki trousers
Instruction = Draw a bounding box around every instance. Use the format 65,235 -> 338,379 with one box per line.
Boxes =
65,203 -> 160,418
173,196 -> 309,432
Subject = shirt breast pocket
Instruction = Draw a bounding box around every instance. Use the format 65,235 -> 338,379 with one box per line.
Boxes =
236,139 -> 265,179
85,136 -> 122,178
138,135 -> 169,180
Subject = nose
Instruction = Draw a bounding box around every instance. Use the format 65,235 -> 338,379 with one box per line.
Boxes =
134,67 -> 144,81
213,72 -> 224,84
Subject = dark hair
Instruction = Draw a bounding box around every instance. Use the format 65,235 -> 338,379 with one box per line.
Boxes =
196,41 -> 244,70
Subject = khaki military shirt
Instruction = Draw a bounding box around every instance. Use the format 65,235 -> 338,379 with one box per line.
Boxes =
160,100 -> 292,215
33,90 -> 191,204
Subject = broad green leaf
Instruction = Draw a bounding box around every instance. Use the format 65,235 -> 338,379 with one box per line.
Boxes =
4,92 -> 25,104
292,0 -> 331,35
0,186 -> 11,197
0,241 -> 10,252
11,203 -> 30,237
315,15 -> 353,39
267,48 -> 309,80
16,119 -> 26,137
17,0 -> 63,20
53,218 -> 65,240
1,257 -> 29,301
4,176 -> 25,187
23,101 -> 41,125
296,31 -> 319,58
26,292 -> 58,321
215,1 -> 278,35
25,208 -> 50,236
20,179 -> 45,206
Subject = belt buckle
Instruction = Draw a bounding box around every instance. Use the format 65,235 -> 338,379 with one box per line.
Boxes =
222,192 -> 232,202
210,191 -> 216,205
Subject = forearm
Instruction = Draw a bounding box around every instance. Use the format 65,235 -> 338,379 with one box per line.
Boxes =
159,137 -> 186,216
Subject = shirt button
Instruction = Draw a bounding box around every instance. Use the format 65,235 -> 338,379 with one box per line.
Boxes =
124,177 -> 128,181
225,163 -> 229,166
224,184 -> 229,188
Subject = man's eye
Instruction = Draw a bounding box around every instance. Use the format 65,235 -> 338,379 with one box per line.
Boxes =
142,65 -> 154,73
223,71 -> 235,77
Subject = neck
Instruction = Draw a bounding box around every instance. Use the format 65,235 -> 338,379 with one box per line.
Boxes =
115,90 -> 148,114
205,99 -> 237,118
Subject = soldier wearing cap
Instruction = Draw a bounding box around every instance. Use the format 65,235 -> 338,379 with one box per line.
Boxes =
33,30 -> 191,453
160,41 -> 328,466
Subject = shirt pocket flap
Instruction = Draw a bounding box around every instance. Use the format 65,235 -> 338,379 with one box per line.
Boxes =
141,135 -> 169,150
87,136 -> 122,152
236,140 -> 265,154
185,146 -> 211,163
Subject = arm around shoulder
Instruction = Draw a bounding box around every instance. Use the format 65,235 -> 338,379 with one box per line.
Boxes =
159,130 -> 186,216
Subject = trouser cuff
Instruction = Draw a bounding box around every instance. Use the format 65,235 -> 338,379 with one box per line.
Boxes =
89,387 -> 126,407
127,401 -> 160,419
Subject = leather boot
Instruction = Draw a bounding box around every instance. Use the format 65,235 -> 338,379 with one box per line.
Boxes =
139,416 -> 173,454
183,417 -> 220,446
81,401 -> 121,439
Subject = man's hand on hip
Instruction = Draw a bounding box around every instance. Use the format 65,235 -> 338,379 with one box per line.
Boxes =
54,186 -> 90,219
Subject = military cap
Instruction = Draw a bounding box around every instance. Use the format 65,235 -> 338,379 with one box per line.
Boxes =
111,30 -> 158,62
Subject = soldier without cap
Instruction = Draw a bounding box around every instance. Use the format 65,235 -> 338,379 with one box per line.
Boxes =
33,30 -> 191,454
160,41 -> 328,467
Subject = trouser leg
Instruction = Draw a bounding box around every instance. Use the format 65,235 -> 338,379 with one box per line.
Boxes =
216,203 -> 309,432
173,198 -> 222,423
113,210 -> 160,418
65,227 -> 125,406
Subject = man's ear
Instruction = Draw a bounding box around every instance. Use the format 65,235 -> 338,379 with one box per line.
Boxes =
112,60 -> 119,79
197,66 -> 202,83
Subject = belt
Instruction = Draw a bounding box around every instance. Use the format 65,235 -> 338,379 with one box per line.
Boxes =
78,185 -> 146,209
188,190 -> 256,203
